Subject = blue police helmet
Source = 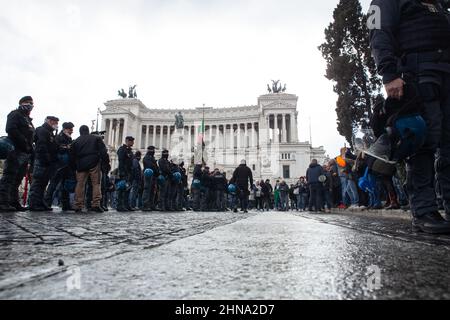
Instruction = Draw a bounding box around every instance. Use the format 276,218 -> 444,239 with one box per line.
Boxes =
144,168 -> 154,178
63,179 -> 77,193
192,179 -> 201,188
390,115 -> 427,162
173,172 -> 182,182
116,180 -> 127,191
157,175 -> 166,185
358,176 -> 374,193
0,136 -> 15,160
228,184 -> 237,193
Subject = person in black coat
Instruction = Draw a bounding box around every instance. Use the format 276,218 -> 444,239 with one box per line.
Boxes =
179,161 -> 188,210
230,160 -> 254,213
0,96 -> 35,212
306,159 -> 324,212
115,136 -> 135,212
191,163 -> 203,211
200,166 -> 212,211
212,168 -> 227,211
157,149 -> 171,211
129,151 -> 143,210
71,125 -> 109,213
29,116 -> 59,211
43,122 -> 75,211
142,146 -> 159,211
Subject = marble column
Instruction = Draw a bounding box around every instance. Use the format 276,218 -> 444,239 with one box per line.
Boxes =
114,119 -> 120,149
107,119 -> 112,146
274,114 -> 279,144
244,124 -> 248,148
291,113 -> 298,142
216,126 -> 220,149
251,123 -> 256,148
282,114 -> 287,143
152,126 -> 156,147
159,126 -> 163,150
145,125 -> 149,149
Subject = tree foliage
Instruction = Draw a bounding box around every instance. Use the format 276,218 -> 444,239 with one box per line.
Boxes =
319,0 -> 382,146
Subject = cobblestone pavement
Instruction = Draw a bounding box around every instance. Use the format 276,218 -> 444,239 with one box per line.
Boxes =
1,210 -> 450,299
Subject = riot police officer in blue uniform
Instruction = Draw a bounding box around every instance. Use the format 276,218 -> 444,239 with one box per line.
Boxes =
142,146 -> 159,211
0,96 -> 35,212
157,149 -> 171,211
369,0 -> 450,233
29,116 -> 60,211
116,136 -> 135,212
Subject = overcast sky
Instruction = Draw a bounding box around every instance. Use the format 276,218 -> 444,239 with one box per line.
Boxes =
0,0 -> 372,157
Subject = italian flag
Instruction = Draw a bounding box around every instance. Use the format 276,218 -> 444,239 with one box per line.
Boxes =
197,119 -> 205,148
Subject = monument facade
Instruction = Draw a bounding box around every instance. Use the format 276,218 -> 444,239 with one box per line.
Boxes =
101,88 -> 326,184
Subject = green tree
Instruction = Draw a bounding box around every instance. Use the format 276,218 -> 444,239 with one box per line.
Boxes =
319,0 -> 382,146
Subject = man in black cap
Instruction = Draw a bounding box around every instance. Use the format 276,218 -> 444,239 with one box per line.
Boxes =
0,96 -> 35,212
43,122 -> 75,211
116,136 -> 135,212
157,149 -> 171,211
230,159 -> 253,213
71,125 -> 109,213
142,146 -> 159,211
29,116 -> 59,211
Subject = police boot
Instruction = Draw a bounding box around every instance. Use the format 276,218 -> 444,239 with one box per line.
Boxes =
116,192 -> 127,212
10,202 -> 27,212
412,212 -> 450,234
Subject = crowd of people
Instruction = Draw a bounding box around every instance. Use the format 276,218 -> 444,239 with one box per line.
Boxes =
0,94 -> 448,235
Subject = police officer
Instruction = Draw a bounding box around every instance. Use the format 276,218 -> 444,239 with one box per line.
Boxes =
169,156 -> 181,211
129,151 -> 143,210
179,161 -> 188,210
212,168 -> 227,211
44,122 -> 75,211
200,166 -> 212,211
29,116 -> 59,211
116,136 -> 135,212
191,162 -> 203,211
142,146 -> 159,211
370,0 -> 450,234
230,160 -> 253,213
0,96 -> 35,212
157,149 -> 171,211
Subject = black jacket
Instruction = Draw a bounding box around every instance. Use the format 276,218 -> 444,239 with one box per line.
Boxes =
193,164 -> 203,180
231,164 -> 254,189
143,152 -> 160,177
158,156 -> 171,177
201,171 -> 212,189
34,122 -> 58,164
212,172 -> 227,191
117,145 -> 134,178
5,109 -> 35,154
180,166 -> 188,187
56,132 -> 72,155
72,133 -> 108,172
306,163 -> 324,185
369,0 -> 450,84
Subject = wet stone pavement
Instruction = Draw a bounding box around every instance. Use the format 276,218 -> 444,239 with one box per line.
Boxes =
1,209 -> 450,299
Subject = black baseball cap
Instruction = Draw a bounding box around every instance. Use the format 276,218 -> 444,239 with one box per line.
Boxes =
125,136 -> 135,141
